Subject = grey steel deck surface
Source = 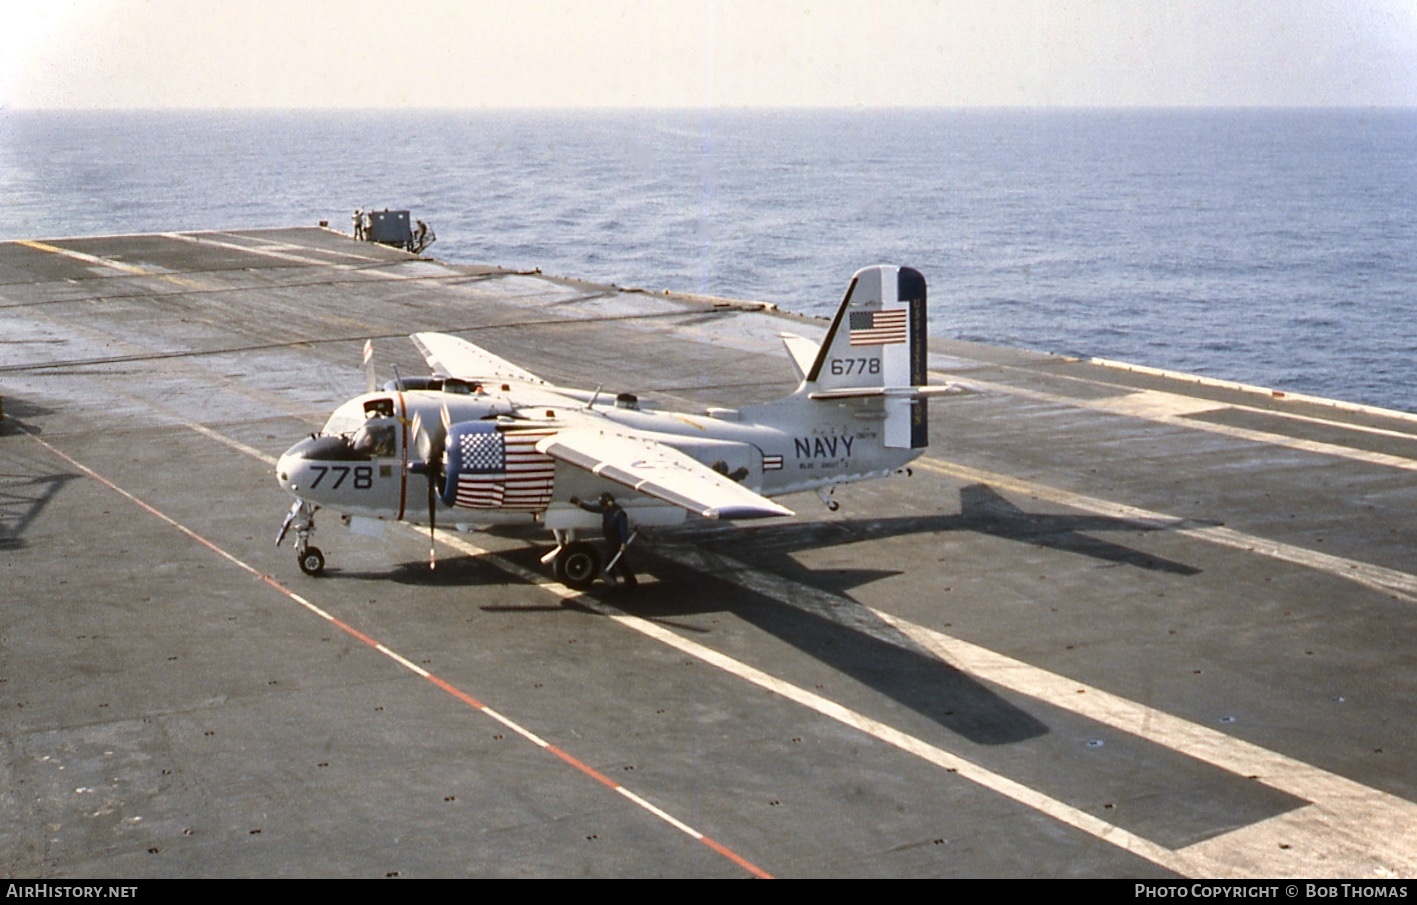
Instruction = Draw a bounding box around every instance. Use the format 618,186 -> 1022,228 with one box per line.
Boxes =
1,228 -> 1413,878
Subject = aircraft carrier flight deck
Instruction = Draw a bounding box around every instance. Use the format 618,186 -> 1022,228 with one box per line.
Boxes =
1,227 -> 1413,878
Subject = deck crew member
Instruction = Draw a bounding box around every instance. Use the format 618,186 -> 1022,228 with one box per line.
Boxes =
570,492 -> 637,588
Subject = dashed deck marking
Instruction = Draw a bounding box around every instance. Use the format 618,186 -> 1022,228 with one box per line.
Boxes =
158,412 -> 1417,877
30,298 -> 1410,876
22,428 -> 772,880
16,238 -> 211,291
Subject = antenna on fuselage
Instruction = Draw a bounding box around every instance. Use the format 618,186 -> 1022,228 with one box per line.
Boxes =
585,385 -> 603,410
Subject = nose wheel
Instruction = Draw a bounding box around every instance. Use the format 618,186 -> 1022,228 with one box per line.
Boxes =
277,499 -> 324,575
298,546 -> 326,576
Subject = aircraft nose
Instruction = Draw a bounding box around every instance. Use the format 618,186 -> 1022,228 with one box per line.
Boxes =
276,437 -> 325,492
275,435 -> 362,494
275,449 -> 302,493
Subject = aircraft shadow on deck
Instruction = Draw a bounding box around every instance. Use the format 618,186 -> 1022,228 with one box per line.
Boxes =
631,556 -> 1054,746
330,482 -> 1203,745
617,482 -> 1201,745
333,540 -> 1037,743
0,471 -> 78,551
682,483 -> 1203,592
0,405 -> 80,550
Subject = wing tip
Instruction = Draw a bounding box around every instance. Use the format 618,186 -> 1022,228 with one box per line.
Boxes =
707,503 -> 795,520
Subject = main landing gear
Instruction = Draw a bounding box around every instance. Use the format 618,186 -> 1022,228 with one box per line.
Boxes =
541,530 -> 601,591
276,499 -> 324,576
554,542 -> 601,589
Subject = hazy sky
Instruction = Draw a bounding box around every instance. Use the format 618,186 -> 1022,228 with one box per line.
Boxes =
3,0 -> 1415,109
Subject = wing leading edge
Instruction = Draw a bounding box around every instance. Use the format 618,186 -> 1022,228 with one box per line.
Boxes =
411,332 -> 550,386
537,428 -> 793,520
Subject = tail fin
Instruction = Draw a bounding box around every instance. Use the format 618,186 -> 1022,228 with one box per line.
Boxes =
801,265 -> 929,449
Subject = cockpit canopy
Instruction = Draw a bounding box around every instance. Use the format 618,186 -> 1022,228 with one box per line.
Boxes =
296,395 -> 400,461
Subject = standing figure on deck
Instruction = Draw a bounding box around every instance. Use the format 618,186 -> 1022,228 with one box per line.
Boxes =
571,492 -> 637,588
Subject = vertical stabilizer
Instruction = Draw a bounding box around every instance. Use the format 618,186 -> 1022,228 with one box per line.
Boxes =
804,265 -> 929,449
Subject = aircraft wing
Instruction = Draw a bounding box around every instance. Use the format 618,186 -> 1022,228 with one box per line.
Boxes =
536,428 -> 794,520
411,332 -> 550,386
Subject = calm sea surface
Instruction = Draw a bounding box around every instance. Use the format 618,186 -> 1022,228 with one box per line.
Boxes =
2,108 -> 1413,412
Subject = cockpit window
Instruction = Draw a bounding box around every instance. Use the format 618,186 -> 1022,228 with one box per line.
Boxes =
351,422 -> 397,457
322,413 -> 363,436
443,379 -> 482,395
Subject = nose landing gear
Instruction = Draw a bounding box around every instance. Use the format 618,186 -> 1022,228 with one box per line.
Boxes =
277,499 -> 324,576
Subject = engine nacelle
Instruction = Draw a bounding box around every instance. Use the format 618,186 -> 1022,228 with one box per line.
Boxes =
441,421 -> 557,511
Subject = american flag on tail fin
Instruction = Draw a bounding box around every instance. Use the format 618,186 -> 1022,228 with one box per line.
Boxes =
848,308 -> 908,346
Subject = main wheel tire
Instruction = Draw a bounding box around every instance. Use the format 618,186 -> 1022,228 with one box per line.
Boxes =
298,546 -> 326,576
554,542 -> 600,590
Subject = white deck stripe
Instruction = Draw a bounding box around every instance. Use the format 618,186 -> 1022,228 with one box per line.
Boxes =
868,609 -> 1417,878
162,230 -> 416,277
150,344 -> 1417,876
196,229 -> 397,263
655,542 -> 1414,878
946,373 -> 1417,473
1088,355 -> 1417,427
426,532 -> 1216,875
29,429 -> 757,874
376,644 -> 431,677
15,239 -> 154,275
181,412 -> 1416,877
916,458 -> 1417,603
1098,387 -> 1417,443
480,707 -> 551,748
616,787 -> 704,839
594,589 -> 1217,876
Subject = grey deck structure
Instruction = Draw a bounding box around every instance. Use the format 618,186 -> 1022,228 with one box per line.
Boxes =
1,227 -> 1413,878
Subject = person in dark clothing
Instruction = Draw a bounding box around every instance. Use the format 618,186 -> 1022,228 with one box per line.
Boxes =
570,492 -> 637,588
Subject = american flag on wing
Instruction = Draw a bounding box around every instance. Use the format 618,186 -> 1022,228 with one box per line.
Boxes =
848,308 -> 908,346
453,428 -> 556,510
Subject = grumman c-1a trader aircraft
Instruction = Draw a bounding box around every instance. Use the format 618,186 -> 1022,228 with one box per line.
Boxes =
275,265 -> 951,589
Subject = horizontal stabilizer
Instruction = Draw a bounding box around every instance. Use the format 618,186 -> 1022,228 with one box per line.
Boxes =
808,383 -> 967,400
780,333 -> 821,382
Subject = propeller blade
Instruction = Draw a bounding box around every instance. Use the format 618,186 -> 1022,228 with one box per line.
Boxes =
409,411 -> 429,462
363,339 -> 375,394
408,408 -> 441,570
427,469 -> 437,570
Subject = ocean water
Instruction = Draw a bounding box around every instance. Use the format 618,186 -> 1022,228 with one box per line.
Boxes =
2,108 -> 1413,412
